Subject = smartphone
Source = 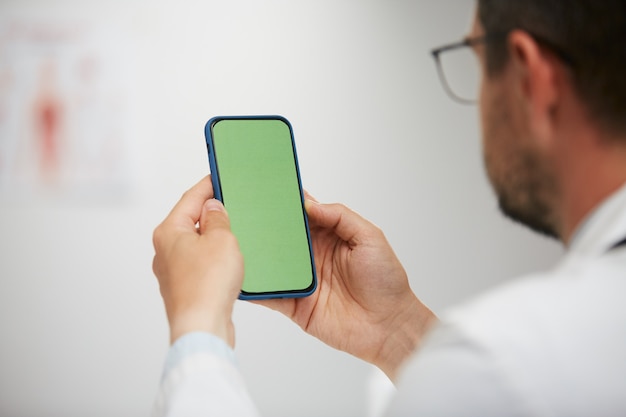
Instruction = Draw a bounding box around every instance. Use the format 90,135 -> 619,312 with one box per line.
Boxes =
204,115 -> 317,300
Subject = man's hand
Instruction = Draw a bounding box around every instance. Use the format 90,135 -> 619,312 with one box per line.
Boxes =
258,198 -> 438,381
152,176 -> 244,347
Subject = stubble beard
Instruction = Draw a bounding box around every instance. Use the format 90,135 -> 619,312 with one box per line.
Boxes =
493,151 -> 559,239
483,94 -> 560,240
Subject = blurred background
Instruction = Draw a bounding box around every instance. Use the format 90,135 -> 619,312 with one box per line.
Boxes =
0,1 -> 563,416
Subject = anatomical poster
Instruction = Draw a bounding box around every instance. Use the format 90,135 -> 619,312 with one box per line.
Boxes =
0,20 -> 134,203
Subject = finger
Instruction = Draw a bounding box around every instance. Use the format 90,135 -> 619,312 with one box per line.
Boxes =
251,298 -> 296,318
166,175 -> 214,229
250,298 -> 295,316
306,200 -> 376,244
198,198 -> 231,235
303,189 -> 319,203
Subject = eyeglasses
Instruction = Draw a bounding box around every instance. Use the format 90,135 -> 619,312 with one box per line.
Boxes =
431,33 -> 576,105
431,35 -> 496,105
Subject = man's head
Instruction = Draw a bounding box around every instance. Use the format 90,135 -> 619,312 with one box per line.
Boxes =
472,0 -> 626,240
478,0 -> 626,136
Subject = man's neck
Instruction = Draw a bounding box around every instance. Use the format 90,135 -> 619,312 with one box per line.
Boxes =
557,131 -> 626,246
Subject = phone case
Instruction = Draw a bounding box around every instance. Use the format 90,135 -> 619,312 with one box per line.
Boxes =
204,115 -> 317,300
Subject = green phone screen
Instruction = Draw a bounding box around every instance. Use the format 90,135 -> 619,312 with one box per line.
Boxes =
210,118 -> 315,297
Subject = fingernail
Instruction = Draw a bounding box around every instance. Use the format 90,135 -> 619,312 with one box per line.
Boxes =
304,199 -> 317,211
204,199 -> 224,212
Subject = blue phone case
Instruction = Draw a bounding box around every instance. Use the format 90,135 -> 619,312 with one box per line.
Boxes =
204,115 -> 317,300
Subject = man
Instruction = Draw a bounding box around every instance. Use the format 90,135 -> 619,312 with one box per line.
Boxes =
152,1 -> 626,415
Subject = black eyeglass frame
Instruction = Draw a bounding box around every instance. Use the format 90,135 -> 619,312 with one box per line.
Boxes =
431,34 -> 496,104
431,32 -> 577,105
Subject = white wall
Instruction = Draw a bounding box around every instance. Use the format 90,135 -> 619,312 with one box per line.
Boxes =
0,1 -> 563,416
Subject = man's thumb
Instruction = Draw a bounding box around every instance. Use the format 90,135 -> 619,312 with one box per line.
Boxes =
199,199 -> 231,234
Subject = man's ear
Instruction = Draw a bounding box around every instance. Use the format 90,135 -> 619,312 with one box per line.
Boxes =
507,30 -> 560,146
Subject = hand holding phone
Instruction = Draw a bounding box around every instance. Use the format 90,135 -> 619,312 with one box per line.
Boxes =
152,176 -> 243,346
259,199 -> 437,381
204,116 -> 317,300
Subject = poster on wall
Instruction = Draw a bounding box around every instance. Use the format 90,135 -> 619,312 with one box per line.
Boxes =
0,19 -> 135,203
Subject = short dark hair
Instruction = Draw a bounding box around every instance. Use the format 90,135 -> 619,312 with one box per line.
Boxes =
478,0 -> 626,135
